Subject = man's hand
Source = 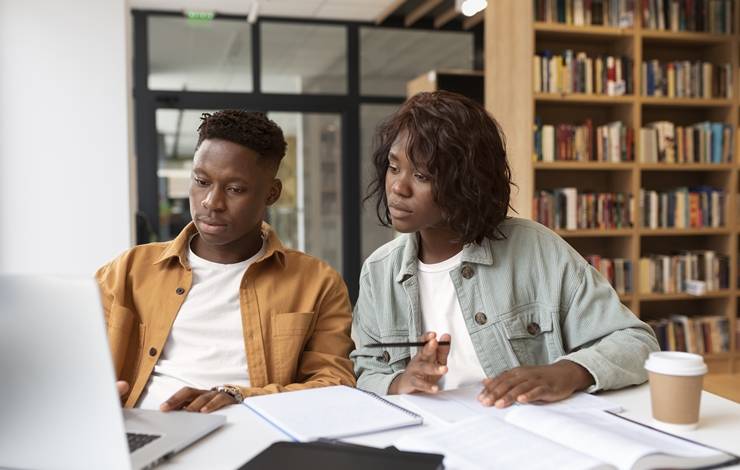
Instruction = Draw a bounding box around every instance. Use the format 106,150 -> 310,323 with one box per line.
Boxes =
160,387 -> 238,413
478,360 -> 594,408
388,332 -> 451,395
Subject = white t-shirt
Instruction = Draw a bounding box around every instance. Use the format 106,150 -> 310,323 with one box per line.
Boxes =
137,237 -> 265,409
418,251 -> 487,391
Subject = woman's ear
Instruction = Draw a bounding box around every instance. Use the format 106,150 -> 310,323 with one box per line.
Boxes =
266,178 -> 282,206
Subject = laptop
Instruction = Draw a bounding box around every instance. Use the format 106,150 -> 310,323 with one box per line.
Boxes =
0,275 -> 226,470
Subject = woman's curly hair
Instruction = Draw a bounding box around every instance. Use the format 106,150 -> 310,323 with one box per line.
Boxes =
196,110 -> 286,168
366,90 -> 514,244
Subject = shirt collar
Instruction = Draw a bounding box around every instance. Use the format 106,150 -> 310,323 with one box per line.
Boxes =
154,221 -> 286,268
395,233 -> 494,283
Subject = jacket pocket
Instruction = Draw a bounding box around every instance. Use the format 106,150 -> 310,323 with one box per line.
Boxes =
272,311 -> 314,337
107,304 -> 136,377
500,305 -> 561,366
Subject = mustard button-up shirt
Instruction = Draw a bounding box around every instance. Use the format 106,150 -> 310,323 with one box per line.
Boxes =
96,222 -> 355,407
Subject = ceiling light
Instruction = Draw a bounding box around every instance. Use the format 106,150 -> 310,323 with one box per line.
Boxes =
247,0 -> 259,24
459,0 -> 487,17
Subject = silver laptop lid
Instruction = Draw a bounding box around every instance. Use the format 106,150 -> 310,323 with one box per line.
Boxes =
0,275 -> 131,470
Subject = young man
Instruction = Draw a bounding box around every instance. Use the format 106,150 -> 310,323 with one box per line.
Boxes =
352,91 -> 659,407
98,110 -> 355,413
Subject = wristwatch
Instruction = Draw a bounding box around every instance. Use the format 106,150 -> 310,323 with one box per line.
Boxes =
211,385 -> 244,403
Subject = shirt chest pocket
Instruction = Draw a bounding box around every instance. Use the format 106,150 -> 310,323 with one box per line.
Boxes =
500,306 -> 562,366
272,311 -> 314,337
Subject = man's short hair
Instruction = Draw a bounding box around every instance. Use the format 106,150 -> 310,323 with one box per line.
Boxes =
196,110 -> 287,168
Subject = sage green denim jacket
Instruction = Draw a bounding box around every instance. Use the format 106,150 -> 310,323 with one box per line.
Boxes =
351,218 -> 659,395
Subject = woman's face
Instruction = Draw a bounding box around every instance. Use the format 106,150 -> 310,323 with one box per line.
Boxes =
384,130 -> 445,234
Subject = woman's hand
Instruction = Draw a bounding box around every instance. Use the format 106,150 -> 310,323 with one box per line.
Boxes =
388,332 -> 451,395
478,360 -> 594,408
160,387 -> 238,413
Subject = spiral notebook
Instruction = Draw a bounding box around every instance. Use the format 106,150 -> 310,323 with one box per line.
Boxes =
243,385 -> 423,442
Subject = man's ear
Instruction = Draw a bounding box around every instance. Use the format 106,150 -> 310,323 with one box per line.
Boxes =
266,178 -> 282,206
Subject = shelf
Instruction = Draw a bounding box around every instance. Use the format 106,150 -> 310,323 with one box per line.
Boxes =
638,163 -> 735,171
535,93 -> 634,104
534,162 -> 635,170
638,290 -> 732,301
703,351 -> 740,360
639,228 -> 731,236
640,97 -> 734,107
640,29 -> 733,44
554,228 -> 634,237
534,22 -> 633,38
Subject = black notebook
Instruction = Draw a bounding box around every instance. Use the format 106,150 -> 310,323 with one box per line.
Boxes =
239,441 -> 444,470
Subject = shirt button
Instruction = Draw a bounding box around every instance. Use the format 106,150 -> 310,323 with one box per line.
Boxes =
474,312 -> 487,325
149,347 -> 157,357
527,322 -> 541,335
461,265 -> 475,279
380,351 -> 391,363
175,287 -> 185,295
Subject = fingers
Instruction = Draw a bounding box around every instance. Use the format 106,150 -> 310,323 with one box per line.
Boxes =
160,387 -> 203,412
200,393 -> 237,413
116,381 -> 129,397
184,391 -> 218,412
478,370 -> 529,407
436,333 -> 451,366
516,385 -> 551,404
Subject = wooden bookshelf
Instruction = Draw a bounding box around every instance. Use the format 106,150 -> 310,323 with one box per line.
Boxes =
486,0 -> 740,373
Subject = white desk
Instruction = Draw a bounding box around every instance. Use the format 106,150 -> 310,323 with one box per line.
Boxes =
160,384 -> 740,469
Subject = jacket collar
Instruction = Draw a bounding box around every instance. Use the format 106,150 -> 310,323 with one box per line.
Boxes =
395,232 -> 494,283
154,221 -> 287,268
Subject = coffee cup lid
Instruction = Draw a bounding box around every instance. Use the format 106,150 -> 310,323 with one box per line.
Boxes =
644,351 -> 708,376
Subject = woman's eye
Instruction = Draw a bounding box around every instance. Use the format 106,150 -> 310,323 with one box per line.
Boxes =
388,165 -> 399,173
414,173 -> 429,182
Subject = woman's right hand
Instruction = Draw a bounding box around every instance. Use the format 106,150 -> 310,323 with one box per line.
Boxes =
388,332 -> 451,395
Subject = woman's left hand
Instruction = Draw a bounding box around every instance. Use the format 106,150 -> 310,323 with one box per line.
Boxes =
478,360 -> 594,408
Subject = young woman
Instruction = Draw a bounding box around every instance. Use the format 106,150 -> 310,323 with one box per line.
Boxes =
351,91 -> 658,408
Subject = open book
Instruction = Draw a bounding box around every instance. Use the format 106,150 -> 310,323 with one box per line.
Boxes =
395,406 -> 738,470
243,385 -> 423,442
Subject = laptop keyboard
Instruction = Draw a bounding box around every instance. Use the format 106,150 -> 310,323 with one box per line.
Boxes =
127,432 -> 161,453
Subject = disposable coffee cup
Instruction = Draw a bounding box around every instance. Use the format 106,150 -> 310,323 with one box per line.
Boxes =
644,351 -> 707,431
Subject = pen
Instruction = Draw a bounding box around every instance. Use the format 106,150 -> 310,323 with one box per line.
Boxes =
364,341 -> 451,348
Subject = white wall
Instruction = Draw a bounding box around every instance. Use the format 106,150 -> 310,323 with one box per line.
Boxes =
0,0 -> 133,275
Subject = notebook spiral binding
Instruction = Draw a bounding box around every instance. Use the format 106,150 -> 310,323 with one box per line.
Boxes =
356,388 -> 423,420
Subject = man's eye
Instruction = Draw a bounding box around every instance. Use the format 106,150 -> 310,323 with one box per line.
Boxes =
193,177 -> 208,186
228,187 -> 244,194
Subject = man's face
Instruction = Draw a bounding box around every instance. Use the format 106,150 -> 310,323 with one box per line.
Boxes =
384,131 -> 444,234
189,138 -> 281,254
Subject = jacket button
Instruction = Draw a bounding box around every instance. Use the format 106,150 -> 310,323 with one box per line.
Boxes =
380,351 -> 391,363
461,265 -> 475,279
175,287 -> 185,295
149,347 -> 157,357
527,322 -> 541,335
474,312 -> 487,325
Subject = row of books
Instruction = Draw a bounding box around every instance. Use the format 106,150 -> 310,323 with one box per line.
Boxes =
533,189 -> 634,229
534,0 -> 636,27
534,51 -> 633,95
534,119 -> 634,161
638,250 -> 730,293
640,0 -> 734,34
642,60 -> 733,98
639,187 -> 725,229
647,315 -> 730,354
639,121 -> 734,164
586,255 -> 633,293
